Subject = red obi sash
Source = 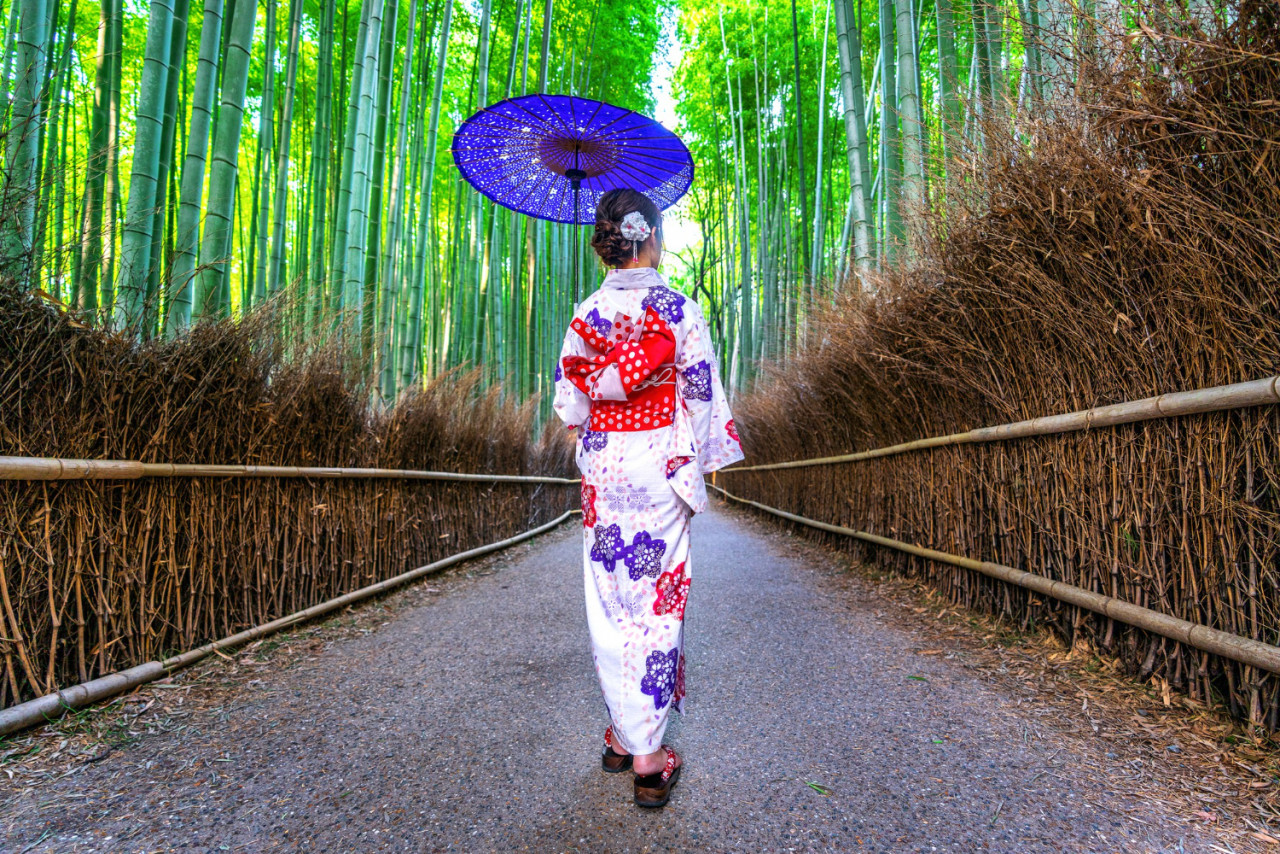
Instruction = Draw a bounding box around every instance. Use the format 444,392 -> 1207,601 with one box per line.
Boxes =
562,307 -> 678,432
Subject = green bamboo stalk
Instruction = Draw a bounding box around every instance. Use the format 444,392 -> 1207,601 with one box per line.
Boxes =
267,0 -> 302,297
2,0 -> 50,278
834,0 -> 872,273
115,0 -> 176,327
143,0 -> 189,336
880,0 -> 902,265
329,0 -> 373,318
360,0 -> 398,368
250,0 -> 278,307
895,0 -> 925,220
101,0 -> 122,311
194,0 -> 257,319
810,0 -> 832,289
789,0 -> 810,281
936,0 -> 961,162
75,0 -> 113,311
378,0 -> 419,400
306,0 -> 335,332
402,0 -> 452,387
166,0 -> 224,332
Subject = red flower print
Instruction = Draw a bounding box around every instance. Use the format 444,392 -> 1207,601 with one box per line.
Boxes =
725,419 -> 739,443
653,561 -> 690,620
665,456 -> 693,479
674,653 -> 686,706
581,482 -> 597,527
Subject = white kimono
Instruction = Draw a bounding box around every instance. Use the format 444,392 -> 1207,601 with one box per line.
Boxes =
554,266 -> 743,755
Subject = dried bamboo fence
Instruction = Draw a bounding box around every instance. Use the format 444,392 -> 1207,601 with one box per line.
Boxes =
722,382 -> 1280,728
0,290 -> 580,710
715,372 -> 1280,668
726,3 -> 1280,728
0,507 -> 578,735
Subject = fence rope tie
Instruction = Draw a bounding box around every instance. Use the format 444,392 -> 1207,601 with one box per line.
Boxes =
0,510 -> 580,737
719,374 -> 1280,473
708,483 -> 1280,677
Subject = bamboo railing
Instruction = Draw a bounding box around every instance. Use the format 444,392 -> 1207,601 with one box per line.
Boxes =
709,484 -> 1280,676
716,373 -> 1280,706
722,375 -> 1280,472
0,456 -> 581,483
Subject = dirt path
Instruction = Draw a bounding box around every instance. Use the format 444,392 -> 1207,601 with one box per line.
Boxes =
1,503 -> 1226,852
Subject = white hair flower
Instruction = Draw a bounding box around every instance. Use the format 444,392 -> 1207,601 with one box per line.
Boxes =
619,211 -> 652,243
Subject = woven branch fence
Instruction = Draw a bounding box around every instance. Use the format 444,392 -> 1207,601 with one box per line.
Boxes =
727,3 -> 1280,728
0,290 -> 579,709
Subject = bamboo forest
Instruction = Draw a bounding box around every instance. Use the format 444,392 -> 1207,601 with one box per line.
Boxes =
0,0 -> 1170,402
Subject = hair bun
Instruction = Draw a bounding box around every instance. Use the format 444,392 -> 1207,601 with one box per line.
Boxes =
590,189 -> 662,268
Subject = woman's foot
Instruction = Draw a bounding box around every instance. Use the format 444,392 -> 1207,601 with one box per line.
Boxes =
633,746 -> 682,808
601,725 -> 632,773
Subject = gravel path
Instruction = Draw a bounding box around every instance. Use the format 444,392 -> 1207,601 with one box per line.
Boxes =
1,503 -> 1210,853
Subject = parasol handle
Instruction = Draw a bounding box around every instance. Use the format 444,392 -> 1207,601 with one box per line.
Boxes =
566,167 -> 587,304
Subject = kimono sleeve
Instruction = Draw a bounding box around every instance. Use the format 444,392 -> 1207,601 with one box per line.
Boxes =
675,302 -> 744,472
553,320 -> 591,429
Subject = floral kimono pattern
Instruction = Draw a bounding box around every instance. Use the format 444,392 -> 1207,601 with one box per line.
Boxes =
554,266 -> 743,756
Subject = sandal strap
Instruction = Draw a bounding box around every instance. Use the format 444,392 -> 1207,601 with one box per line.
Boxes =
660,745 -> 677,782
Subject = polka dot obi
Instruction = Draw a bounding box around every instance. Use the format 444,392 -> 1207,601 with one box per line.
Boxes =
588,370 -> 678,432
561,306 -> 680,432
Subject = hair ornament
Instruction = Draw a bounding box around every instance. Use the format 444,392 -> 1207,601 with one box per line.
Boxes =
619,211 -> 652,259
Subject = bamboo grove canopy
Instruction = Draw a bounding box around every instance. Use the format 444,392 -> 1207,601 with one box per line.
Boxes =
0,0 -> 1203,400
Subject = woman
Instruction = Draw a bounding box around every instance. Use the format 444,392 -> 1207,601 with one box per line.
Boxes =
554,188 -> 743,808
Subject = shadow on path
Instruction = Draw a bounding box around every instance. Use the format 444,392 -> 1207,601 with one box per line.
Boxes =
1,503 -> 1205,852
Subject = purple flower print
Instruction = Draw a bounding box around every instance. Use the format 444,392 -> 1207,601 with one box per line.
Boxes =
590,524 -> 624,573
555,362 -> 563,382
586,307 -> 613,338
624,530 -> 667,581
604,484 -> 651,513
681,360 -> 712,402
640,647 -> 680,710
582,429 -> 608,452
641,286 -> 686,325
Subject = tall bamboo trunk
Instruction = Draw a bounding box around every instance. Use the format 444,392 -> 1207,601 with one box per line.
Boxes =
834,0 -> 872,274
895,0 -> 925,225
809,0 -> 831,290
101,0 -> 122,310
267,0 -> 302,297
2,0 -> 49,278
360,0 -> 398,368
249,0 -> 278,307
143,0 -> 189,336
75,0 -> 113,310
789,0 -> 809,281
329,0 -> 374,319
194,0 -> 257,318
306,0 -> 336,333
936,0 -> 962,164
402,0 -> 453,387
115,0 -> 176,327
879,0 -> 902,265
166,0 -> 224,332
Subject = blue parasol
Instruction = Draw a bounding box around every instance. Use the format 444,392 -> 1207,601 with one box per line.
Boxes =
451,94 -> 695,227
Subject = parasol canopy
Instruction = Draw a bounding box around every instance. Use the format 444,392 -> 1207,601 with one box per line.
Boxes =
451,94 -> 695,225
